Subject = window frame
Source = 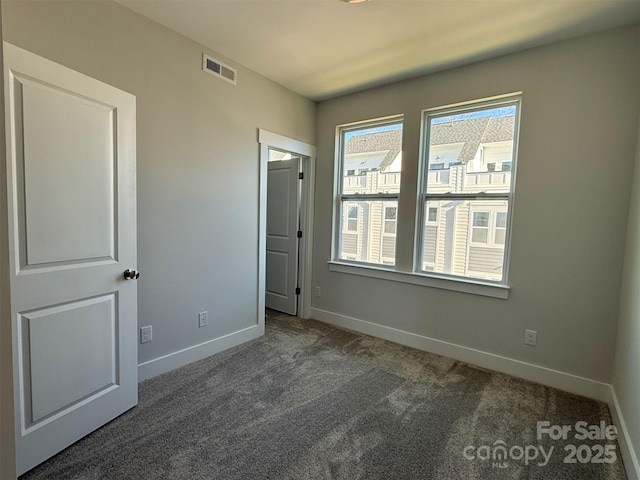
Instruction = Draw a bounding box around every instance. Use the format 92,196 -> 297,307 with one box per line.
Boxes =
344,205 -> 358,233
415,94 -> 521,287
383,205 -> 397,236
494,211 -> 507,245
427,206 -> 438,223
333,115 -> 404,268
470,211 -> 490,245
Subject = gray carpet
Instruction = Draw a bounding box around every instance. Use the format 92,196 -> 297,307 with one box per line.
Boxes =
21,311 -> 626,479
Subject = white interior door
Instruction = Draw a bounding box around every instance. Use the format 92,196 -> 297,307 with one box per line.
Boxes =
266,158 -> 300,315
3,43 -> 138,475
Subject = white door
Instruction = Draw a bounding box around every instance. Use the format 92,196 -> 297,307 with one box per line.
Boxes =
266,158 -> 299,315
3,43 -> 138,475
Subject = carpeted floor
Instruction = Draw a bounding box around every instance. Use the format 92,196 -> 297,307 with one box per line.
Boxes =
21,310 -> 626,479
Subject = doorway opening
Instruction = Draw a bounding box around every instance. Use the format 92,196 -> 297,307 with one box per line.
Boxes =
266,148 -> 302,315
258,130 -> 315,324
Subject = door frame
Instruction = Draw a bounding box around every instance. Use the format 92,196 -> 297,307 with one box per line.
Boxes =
258,129 -> 315,321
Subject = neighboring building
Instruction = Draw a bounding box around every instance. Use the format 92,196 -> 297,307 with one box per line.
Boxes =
340,115 -> 515,281
341,129 -> 402,265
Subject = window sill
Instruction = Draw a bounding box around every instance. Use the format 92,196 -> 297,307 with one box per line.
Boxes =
327,261 -> 509,299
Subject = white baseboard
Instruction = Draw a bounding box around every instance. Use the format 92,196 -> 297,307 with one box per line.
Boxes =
609,385 -> 640,480
310,307 -> 610,402
138,324 -> 264,382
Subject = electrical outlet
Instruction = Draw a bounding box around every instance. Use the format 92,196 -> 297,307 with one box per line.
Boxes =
198,311 -> 208,327
524,329 -> 537,346
314,286 -> 321,297
140,325 -> 152,344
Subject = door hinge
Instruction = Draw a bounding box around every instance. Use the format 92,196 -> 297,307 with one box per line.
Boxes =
295,287 -> 301,295
297,230 -> 302,238
299,172 -> 304,180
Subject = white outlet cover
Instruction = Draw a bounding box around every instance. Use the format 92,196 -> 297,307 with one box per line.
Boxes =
198,311 -> 208,327
524,329 -> 537,346
140,325 -> 152,344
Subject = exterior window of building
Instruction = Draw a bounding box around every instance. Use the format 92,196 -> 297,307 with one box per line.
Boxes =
346,206 -> 358,232
335,116 -> 403,265
418,95 -> 520,283
471,212 -> 489,243
383,206 -> 397,234
495,212 -> 507,244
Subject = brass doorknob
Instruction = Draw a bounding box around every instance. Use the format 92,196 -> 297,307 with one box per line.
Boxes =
123,269 -> 140,280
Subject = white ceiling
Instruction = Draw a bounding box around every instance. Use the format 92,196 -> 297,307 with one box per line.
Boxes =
116,0 -> 640,101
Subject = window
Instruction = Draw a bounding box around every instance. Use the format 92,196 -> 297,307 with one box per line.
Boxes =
383,206 -> 397,234
495,211 -> 507,244
335,116 -> 403,266
346,206 -> 358,232
418,96 -> 520,283
471,211 -> 489,243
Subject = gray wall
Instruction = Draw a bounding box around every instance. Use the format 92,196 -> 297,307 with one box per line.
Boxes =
1,0 -> 315,365
612,114 -> 640,468
312,25 -> 640,382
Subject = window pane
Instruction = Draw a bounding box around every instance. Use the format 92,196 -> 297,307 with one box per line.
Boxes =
342,122 -> 403,195
496,212 -> 507,228
471,228 -> 488,243
340,200 -> 397,265
426,105 -> 516,194
384,207 -> 396,220
494,229 -> 506,245
422,199 -> 508,281
473,212 -> 489,227
427,207 -> 438,222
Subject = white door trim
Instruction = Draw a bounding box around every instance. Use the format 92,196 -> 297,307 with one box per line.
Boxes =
258,129 -> 316,320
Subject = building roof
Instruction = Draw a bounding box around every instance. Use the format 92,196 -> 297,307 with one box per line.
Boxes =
432,115 -> 515,163
345,129 -> 402,170
344,115 -> 515,167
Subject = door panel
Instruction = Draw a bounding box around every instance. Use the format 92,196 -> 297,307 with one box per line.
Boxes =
4,43 -> 138,475
266,158 -> 299,315
20,76 -> 115,265
266,251 -> 289,296
25,295 -> 116,423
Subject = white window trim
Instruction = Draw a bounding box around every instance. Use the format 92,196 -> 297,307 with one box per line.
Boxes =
333,115 -> 403,266
426,206 -> 438,224
328,94 -> 519,299
414,93 -> 521,289
382,204 -> 397,236
344,205 -> 359,233
328,260 -> 509,299
470,210 -> 491,245
494,211 -> 507,244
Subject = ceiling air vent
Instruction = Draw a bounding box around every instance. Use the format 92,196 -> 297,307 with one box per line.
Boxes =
202,53 -> 237,85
